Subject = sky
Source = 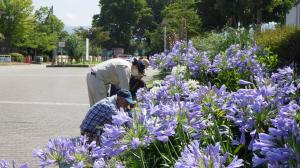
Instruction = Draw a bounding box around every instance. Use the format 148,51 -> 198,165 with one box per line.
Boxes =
32,0 -> 100,27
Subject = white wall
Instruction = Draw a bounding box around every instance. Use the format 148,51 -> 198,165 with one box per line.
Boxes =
286,3 -> 300,25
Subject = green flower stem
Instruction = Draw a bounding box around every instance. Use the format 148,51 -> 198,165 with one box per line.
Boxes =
139,148 -> 146,168
168,140 -> 179,158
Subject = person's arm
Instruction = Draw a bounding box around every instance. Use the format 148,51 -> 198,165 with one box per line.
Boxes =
116,65 -> 130,90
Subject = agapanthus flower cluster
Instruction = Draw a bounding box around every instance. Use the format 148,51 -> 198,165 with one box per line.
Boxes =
252,101 -> 300,167
270,66 -> 297,104
150,52 -> 167,69
100,124 -> 128,157
97,108 -> 133,159
175,140 -> 243,168
150,40 -> 265,81
150,41 -> 187,70
185,41 -> 210,78
223,66 -> 298,148
137,75 -> 191,106
222,44 -> 263,76
33,136 -> 100,168
182,84 -> 229,139
0,160 -> 28,168
141,102 -> 179,142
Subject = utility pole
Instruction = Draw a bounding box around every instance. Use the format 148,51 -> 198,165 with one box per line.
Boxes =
164,26 -> 167,53
86,38 -> 89,62
162,18 -> 168,53
48,6 -> 57,65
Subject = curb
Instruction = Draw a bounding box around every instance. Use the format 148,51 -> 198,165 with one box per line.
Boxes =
46,64 -> 91,68
0,63 -> 30,66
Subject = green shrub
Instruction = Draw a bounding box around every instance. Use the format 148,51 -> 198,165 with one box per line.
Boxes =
192,26 -> 255,58
10,53 -> 24,62
43,55 -> 50,62
256,26 -> 300,71
256,47 -> 278,72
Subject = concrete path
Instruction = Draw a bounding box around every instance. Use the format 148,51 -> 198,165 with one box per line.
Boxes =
0,64 -> 158,167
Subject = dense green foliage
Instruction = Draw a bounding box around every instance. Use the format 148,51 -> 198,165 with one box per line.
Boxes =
192,27 -> 255,58
196,0 -> 295,29
0,0 -> 35,49
24,7 -> 64,52
163,0 -> 202,40
10,52 -> 24,62
93,0 -> 147,51
0,0 -> 65,58
65,34 -> 84,62
93,0 -> 295,55
256,26 -> 300,71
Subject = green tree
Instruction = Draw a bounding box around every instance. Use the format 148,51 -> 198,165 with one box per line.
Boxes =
21,6 -> 64,57
65,34 -> 84,61
163,0 -> 202,40
143,0 -> 171,54
89,26 -> 110,47
0,0 -> 35,51
93,0 -> 147,51
145,28 -> 164,55
146,0 -> 171,24
195,0 -> 226,30
34,7 -> 64,51
259,0 -> 295,23
73,26 -> 109,57
197,0 -> 295,28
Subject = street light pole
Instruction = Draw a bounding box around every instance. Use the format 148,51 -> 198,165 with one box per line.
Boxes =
162,18 -> 168,53
48,6 -> 57,65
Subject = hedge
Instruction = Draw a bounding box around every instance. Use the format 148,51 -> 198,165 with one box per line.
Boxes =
256,26 -> 300,71
10,53 -> 24,62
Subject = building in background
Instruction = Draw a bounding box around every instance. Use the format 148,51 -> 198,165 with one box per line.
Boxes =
286,1 -> 300,25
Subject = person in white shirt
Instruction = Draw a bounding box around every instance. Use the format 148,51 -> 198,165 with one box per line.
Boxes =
86,58 -> 148,106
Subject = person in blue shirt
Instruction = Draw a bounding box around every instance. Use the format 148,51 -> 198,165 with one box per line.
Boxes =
80,89 -> 135,145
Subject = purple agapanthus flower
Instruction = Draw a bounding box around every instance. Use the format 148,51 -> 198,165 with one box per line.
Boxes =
252,101 -> 300,167
70,161 -> 85,168
0,160 -> 29,168
0,160 -> 9,168
185,41 -> 211,78
33,136 -> 100,168
238,79 -> 253,85
131,138 -> 142,149
175,141 -> 243,168
112,108 -> 133,126
93,158 -> 106,168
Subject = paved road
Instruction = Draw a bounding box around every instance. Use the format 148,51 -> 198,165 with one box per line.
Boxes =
0,65 -> 89,166
0,64 -> 159,167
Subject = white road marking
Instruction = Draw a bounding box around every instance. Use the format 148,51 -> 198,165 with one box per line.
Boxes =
0,75 -> 85,77
0,101 -> 89,106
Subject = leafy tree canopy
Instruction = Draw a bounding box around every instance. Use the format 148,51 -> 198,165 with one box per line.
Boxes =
0,0 -> 35,48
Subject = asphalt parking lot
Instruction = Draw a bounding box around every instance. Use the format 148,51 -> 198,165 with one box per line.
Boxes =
0,64 -> 159,167
0,65 -> 90,166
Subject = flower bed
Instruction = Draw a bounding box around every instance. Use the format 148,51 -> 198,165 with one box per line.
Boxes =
1,41 -> 300,168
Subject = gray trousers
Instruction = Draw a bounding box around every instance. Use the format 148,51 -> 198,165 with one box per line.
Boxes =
86,73 -> 109,107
